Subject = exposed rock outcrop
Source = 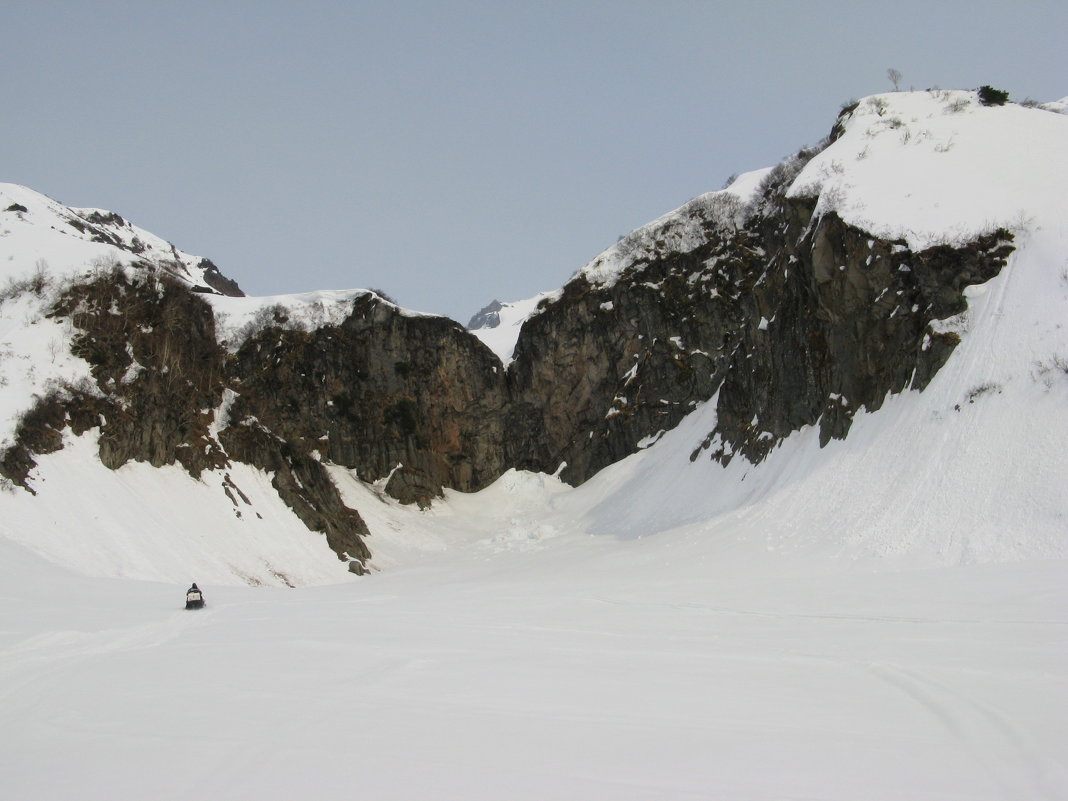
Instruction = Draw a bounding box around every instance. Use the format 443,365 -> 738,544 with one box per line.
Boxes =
505,188 -> 1012,482
49,268 -> 229,476
467,299 -> 503,330
224,294 -> 509,507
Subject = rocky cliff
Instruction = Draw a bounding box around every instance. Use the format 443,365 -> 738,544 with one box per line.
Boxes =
0,91 -> 1034,569
506,155 -> 1012,483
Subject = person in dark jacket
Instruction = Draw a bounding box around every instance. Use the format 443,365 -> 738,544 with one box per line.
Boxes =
185,582 -> 205,610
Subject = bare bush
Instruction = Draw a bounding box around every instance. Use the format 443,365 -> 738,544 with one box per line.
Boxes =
234,304 -> 291,345
868,97 -> 889,116
749,140 -> 830,215
1,259 -> 51,304
1032,356 -> 1068,390
965,382 -> 1001,403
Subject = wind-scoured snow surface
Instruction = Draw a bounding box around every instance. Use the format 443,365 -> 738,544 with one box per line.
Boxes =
2,92 -> 1068,799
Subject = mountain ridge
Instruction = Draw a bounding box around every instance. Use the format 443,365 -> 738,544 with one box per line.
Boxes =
1,88 -> 1065,583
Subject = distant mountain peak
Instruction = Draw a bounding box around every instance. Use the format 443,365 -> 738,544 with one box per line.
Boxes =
467,299 -> 503,330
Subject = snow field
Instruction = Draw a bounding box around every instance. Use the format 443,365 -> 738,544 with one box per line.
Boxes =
1,530 -> 1065,801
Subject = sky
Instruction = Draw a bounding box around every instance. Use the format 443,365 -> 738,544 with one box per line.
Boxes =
5,1 -> 1067,323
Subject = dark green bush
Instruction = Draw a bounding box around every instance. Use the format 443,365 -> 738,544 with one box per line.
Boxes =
977,85 -> 1009,106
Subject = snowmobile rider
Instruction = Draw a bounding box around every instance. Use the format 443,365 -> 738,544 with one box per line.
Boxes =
185,583 -> 204,610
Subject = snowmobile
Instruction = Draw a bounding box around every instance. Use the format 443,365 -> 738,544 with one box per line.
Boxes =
185,583 -> 205,610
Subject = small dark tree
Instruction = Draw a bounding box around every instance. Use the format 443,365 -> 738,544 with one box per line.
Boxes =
977,85 -> 1009,106
887,68 -> 902,91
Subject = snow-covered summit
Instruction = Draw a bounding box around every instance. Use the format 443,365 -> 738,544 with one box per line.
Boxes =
0,183 -> 240,296
0,182 -> 455,356
790,89 -> 1068,249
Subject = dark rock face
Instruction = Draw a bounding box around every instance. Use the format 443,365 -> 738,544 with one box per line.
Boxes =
506,224 -> 764,482
1,268 -> 368,564
703,205 -> 1012,464
0,396 -> 68,493
198,258 -> 244,297
49,268 -> 230,476
509,192 -> 1013,481
1,276 -> 507,564
467,299 -> 503,330
225,294 -> 509,506
218,420 -> 372,565
0,147 -> 1016,569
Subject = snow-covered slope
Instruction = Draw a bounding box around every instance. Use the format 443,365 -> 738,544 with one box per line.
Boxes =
0,182 -> 429,351
468,291 -> 558,364
0,183 -> 233,292
551,90 -> 1068,564
562,232 -> 1068,566
576,167 -> 765,289
1,460 -> 1065,800
0,184 -> 228,451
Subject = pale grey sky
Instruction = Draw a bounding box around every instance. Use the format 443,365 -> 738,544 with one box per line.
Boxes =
6,1 -> 1066,322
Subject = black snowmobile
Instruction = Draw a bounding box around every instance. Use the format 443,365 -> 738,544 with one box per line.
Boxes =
185,583 -> 205,610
